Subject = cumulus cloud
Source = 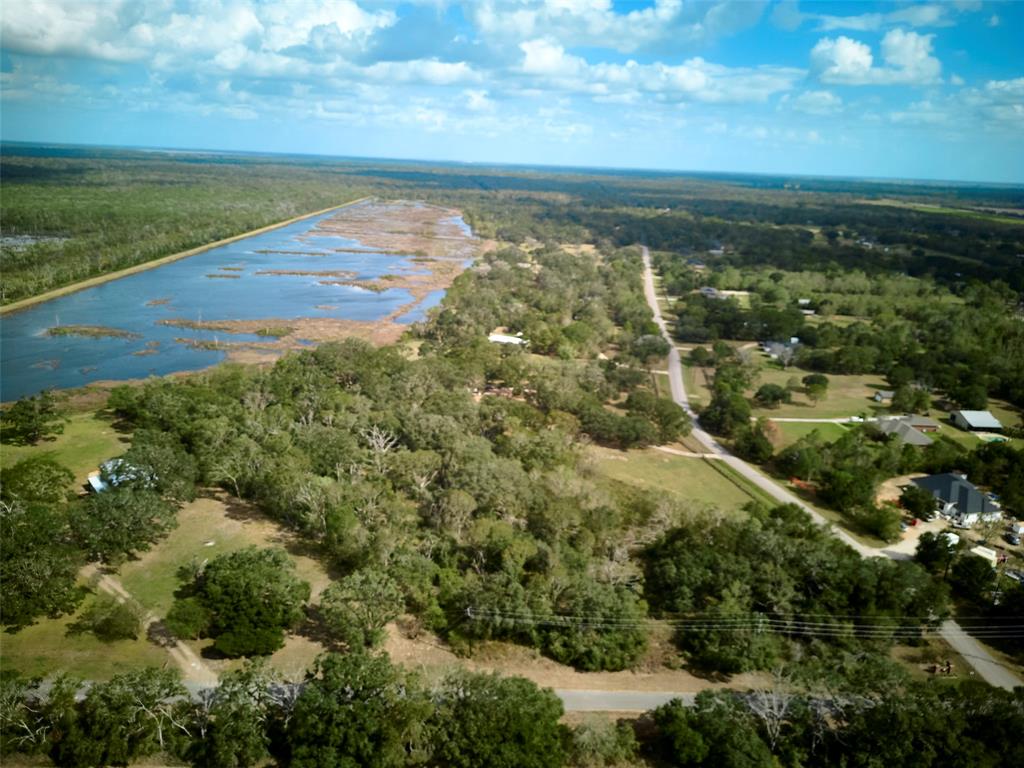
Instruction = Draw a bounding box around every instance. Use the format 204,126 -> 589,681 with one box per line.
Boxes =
811,29 -> 941,85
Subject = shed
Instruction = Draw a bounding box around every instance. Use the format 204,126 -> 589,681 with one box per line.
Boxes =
874,390 -> 895,402
951,410 -> 1003,432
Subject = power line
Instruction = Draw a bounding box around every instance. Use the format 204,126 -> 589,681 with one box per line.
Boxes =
466,608 -> 1024,639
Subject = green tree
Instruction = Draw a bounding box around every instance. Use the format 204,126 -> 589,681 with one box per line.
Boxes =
952,554 -> 996,604
651,692 -> 774,768
753,384 -> 791,409
1,501 -> 83,629
734,422 -> 774,464
69,595 -> 143,642
319,569 -> 405,649
0,390 -> 68,445
542,579 -> 648,672
900,484 -> 937,521
70,487 -> 177,564
49,669 -> 187,768
430,670 -> 568,768
185,662 -> 272,768
568,717 -> 638,768
278,653 -> 431,768
0,456 -> 73,504
914,531 -> 958,577
892,385 -> 930,414
173,547 -> 310,657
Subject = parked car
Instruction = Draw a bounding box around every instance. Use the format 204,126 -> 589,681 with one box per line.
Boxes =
1004,532 -> 1022,546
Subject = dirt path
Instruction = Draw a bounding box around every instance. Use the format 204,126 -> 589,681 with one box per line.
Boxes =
82,564 -> 218,688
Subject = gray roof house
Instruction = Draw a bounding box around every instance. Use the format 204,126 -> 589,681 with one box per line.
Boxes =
875,416 -> 934,446
912,473 -> 1000,520
873,390 -> 895,402
951,410 -> 1003,432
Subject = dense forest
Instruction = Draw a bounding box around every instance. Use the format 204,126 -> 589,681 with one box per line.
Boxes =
3,143 -> 1023,303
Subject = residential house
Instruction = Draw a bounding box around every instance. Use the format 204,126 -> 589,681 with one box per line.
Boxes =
912,472 -> 1002,528
951,410 -> 1004,432
875,415 -> 936,446
873,390 -> 895,403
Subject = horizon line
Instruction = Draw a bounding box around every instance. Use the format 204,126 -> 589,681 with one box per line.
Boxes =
2,138 -> 1023,189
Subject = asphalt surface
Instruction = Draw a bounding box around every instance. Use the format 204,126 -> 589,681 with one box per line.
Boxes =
640,246 -> 1022,692
556,689 -> 694,712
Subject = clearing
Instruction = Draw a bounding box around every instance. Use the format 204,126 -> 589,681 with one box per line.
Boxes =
0,410 -> 128,487
586,445 -> 765,511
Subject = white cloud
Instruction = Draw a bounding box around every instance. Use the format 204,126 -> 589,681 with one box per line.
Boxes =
988,15 -> 1001,27
782,89 -> 843,115
516,40 -> 801,104
363,59 -> 480,85
780,2 -> 968,32
472,0 -> 766,54
811,29 -> 941,86
464,89 -> 495,112
951,74 -> 965,87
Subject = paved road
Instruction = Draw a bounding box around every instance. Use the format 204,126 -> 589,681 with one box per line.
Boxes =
938,620 -> 1024,690
641,247 -> 1022,692
557,689 -> 694,712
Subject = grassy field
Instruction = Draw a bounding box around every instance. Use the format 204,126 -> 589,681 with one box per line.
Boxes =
0,411 -> 128,486
767,420 -> 848,449
2,492 -> 335,681
749,360 -> 888,419
587,445 -> 762,511
119,494 -> 333,617
1,600 -> 169,680
859,198 -> 1024,226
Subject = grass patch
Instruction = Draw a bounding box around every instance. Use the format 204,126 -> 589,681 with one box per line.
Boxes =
119,493 -> 333,618
587,445 -> 761,511
749,360 -> 888,419
255,326 -> 294,338
1,590 -> 167,680
767,421 -> 848,449
46,325 -> 141,340
1,411 -> 129,486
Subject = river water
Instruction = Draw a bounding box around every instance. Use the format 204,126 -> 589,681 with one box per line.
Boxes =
1,209 -> 467,400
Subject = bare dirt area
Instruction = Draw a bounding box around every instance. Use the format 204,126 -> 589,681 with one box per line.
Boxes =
383,622 -> 771,693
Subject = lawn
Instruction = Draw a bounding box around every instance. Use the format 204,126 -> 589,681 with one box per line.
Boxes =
682,362 -> 713,406
119,493 -> 333,617
749,360 -> 888,419
1,411 -> 129,487
587,445 -> 763,511
767,420 -> 848,449
1,593 -> 168,680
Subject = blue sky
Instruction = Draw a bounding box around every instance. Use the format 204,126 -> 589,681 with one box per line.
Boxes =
1,1 -> 1022,182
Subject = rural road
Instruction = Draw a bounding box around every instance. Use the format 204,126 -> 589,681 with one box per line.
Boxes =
641,246 -> 1022,692
556,689 -> 694,712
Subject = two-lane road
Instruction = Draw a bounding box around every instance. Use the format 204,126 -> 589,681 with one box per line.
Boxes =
641,246 -> 1021,691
